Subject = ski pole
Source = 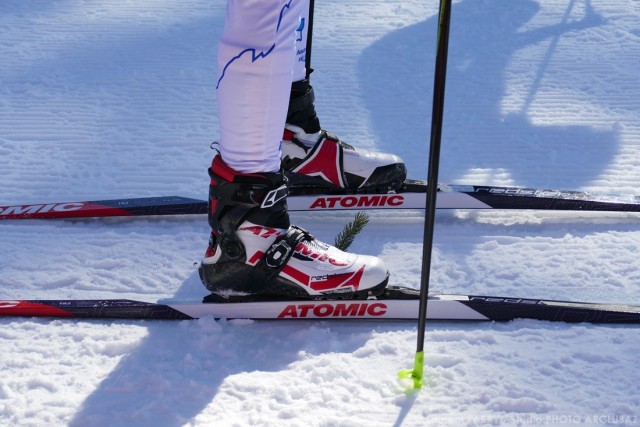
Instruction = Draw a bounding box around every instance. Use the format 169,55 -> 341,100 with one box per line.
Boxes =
399,0 -> 454,391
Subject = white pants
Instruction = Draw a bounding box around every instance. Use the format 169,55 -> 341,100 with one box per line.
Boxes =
217,0 -> 310,173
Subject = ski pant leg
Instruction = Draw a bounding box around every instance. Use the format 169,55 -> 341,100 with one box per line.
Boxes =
292,0 -> 309,82
217,0 -> 306,173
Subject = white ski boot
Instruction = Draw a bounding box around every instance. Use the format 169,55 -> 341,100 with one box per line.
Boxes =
281,79 -> 407,193
199,156 -> 389,302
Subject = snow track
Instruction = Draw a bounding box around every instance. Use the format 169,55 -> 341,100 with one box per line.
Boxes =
2,1 -> 640,425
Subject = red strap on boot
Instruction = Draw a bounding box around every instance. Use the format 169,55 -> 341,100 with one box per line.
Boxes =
210,155 -> 264,183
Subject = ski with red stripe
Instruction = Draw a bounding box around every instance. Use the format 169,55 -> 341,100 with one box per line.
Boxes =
3,181 -> 640,220
1,286 -> 639,323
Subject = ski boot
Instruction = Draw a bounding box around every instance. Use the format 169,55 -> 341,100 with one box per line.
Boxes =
199,156 -> 389,302
281,79 -> 407,193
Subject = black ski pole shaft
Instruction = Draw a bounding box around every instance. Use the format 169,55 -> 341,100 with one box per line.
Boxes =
305,0 -> 315,79
399,0 -> 453,391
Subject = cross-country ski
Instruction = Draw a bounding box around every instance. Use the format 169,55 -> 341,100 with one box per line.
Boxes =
2,286 -> 639,323
4,182 -> 640,220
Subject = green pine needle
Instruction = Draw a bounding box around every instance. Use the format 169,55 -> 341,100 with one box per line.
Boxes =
334,212 -> 370,251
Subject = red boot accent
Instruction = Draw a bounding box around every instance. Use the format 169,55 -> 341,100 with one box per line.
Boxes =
291,137 -> 345,188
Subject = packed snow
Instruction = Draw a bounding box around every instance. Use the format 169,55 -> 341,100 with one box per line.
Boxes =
2,0 -> 640,425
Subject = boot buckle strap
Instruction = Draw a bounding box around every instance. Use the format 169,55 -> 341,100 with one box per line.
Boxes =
264,226 -> 310,269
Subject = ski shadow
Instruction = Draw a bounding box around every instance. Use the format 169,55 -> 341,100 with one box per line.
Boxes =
358,0 -> 615,189
67,272 -> 395,426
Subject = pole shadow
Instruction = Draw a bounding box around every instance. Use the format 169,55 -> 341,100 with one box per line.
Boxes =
358,0 -> 613,189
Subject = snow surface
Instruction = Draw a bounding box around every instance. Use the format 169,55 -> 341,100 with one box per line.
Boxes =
2,0 -> 640,425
